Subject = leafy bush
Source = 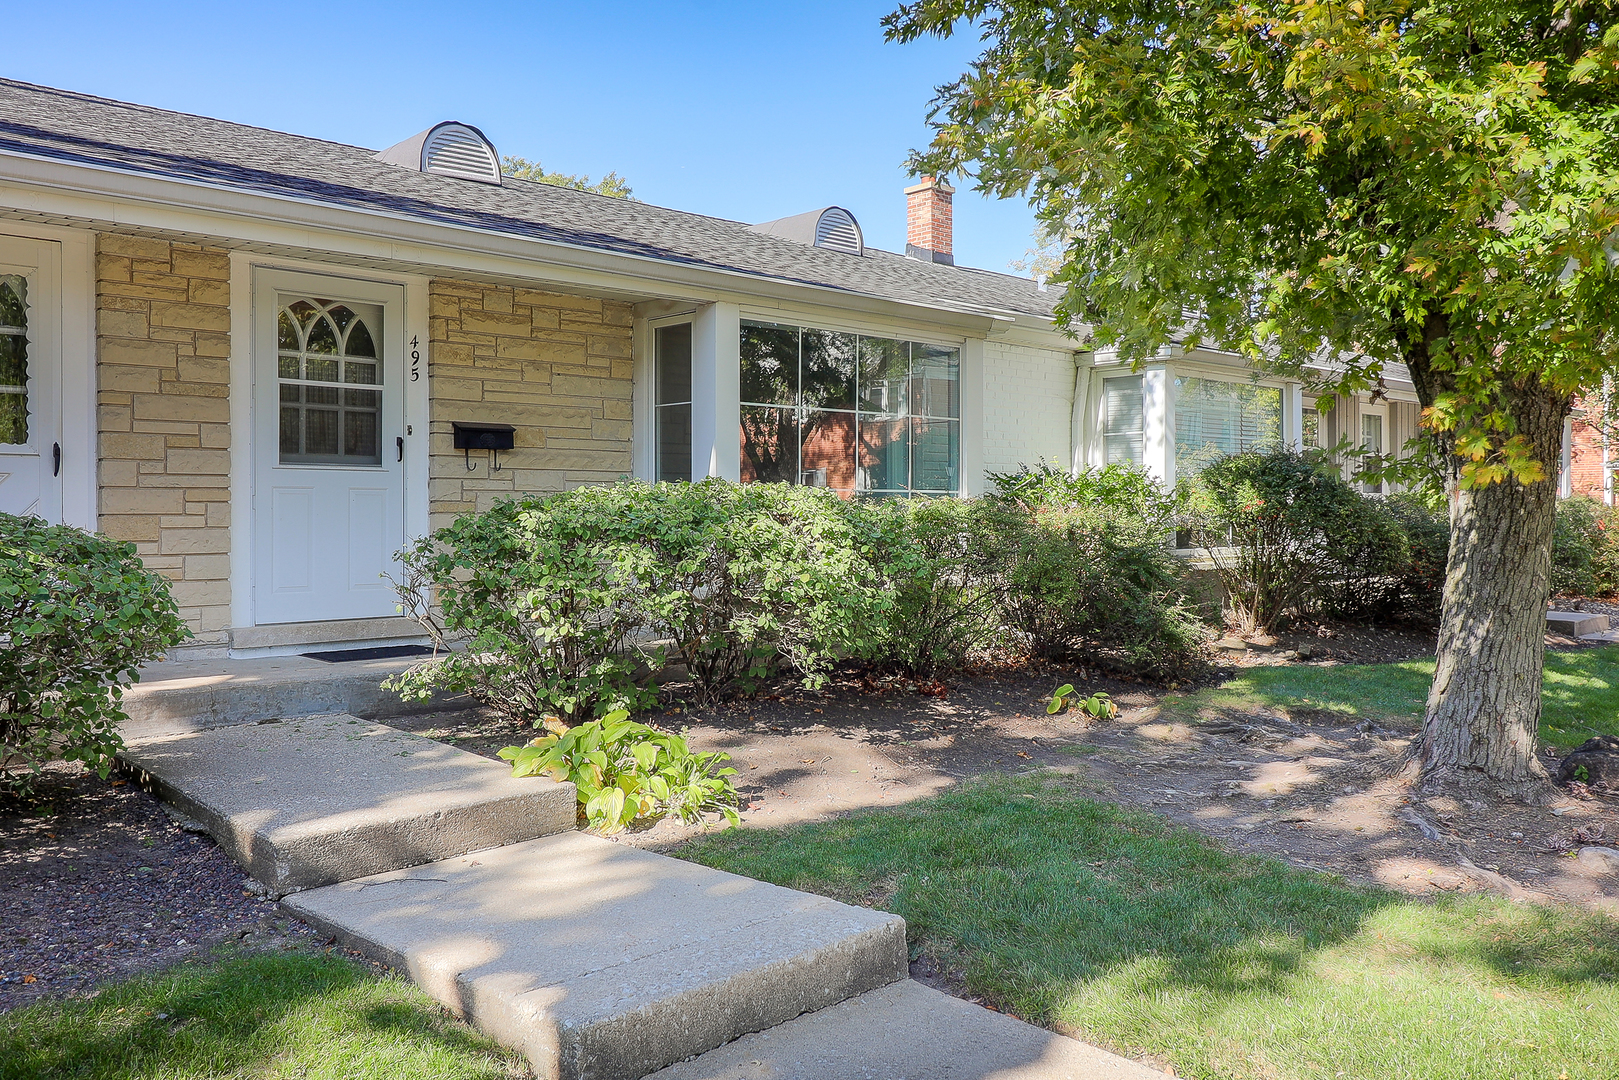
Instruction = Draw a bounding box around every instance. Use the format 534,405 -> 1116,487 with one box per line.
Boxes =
499,710 -> 739,832
865,497 -> 1001,674
985,463 -> 1208,678
388,492 -> 663,722
0,514 -> 188,792
390,481 -> 892,718
1315,497 -> 1416,621
1185,449 -> 1375,634
1551,495 -> 1619,597
1380,494 -> 1451,622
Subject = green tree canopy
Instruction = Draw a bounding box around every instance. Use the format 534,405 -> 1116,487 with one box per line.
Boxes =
887,0 -> 1619,799
501,155 -> 634,199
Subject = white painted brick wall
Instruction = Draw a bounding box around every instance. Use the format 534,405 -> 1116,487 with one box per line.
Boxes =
982,339 -> 1075,476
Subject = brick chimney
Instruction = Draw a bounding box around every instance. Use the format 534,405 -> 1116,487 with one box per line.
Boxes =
905,176 -> 955,265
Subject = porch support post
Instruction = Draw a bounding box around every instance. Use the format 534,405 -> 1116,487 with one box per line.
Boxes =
691,301 -> 741,481
959,337 -> 985,495
1286,381 -> 1305,451
1142,364 -> 1172,487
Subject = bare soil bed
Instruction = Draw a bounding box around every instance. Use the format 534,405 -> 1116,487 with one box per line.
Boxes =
0,763 -> 317,1012
400,647 -> 1618,916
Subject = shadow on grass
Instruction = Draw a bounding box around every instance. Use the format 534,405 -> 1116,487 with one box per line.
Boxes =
680,772 -> 1619,1079
0,947 -> 519,1080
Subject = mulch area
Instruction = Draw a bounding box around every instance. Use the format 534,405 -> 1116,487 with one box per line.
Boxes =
0,762 -> 316,1013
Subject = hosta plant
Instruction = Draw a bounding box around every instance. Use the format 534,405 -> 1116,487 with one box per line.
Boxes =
499,710 -> 740,833
1048,685 -> 1118,721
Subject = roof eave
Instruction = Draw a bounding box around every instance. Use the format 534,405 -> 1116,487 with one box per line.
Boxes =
0,147 -> 1052,335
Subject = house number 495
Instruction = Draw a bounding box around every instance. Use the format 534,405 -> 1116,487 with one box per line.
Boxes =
410,335 -> 421,381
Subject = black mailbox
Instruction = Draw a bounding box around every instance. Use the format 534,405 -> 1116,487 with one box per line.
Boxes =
451,422 -> 516,472
451,422 -> 516,451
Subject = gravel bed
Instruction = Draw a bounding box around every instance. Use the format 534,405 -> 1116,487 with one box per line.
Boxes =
0,761 -> 316,1012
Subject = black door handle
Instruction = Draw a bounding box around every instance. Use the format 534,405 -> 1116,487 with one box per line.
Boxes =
396,436 -> 404,463
52,442 -> 59,477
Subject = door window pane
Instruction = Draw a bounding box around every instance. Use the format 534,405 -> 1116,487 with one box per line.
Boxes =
277,296 -> 382,464
655,323 -> 693,482
1173,376 -> 1281,477
1102,376 -> 1144,467
0,276 -> 28,444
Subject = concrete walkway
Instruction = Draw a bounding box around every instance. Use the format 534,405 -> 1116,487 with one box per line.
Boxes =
123,713 -> 1169,1080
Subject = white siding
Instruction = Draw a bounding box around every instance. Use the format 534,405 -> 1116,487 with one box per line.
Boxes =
981,339 -> 1075,476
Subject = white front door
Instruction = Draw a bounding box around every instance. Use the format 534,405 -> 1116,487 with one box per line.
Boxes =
253,271 -> 405,625
0,236 -> 61,522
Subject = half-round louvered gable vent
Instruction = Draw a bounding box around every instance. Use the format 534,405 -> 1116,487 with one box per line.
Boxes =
814,207 -> 863,255
374,122 -> 502,185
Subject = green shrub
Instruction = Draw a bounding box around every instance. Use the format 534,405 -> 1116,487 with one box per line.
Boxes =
388,491 -> 663,722
864,496 -> 1001,674
1380,494 -> 1451,623
1551,495 -> 1619,597
0,514 -> 188,792
1316,496 -> 1416,621
499,709 -> 739,832
1185,449 -> 1374,634
389,481 -> 892,718
985,463 -> 1208,678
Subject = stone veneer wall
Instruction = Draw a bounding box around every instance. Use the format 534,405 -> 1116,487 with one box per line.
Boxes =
428,279 -> 633,530
95,236 -> 232,643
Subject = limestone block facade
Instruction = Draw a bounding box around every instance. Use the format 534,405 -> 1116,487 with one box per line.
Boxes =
95,235 -> 233,643
427,279 -> 633,530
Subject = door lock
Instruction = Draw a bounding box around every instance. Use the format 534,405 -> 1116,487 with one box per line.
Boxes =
396,436 -> 404,463
52,442 -> 60,477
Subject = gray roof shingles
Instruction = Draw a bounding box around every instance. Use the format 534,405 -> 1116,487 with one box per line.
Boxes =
0,79 -> 1056,320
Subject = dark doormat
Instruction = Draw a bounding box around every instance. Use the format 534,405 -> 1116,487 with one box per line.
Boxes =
301,644 -> 435,664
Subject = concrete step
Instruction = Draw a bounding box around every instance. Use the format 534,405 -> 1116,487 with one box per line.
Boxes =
120,714 -> 575,894
1548,610 -> 1611,638
650,978 -> 1169,1080
122,652 -> 469,739
282,831 -> 909,1080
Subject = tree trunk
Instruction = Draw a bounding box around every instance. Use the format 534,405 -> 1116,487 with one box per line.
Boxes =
1412,373 -> 1565,802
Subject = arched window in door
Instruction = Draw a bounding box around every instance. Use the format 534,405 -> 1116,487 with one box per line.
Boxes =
276,298 -> 381,464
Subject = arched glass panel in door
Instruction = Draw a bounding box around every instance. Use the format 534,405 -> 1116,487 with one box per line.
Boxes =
277,298 -> 382,464
0,275 -> 28,445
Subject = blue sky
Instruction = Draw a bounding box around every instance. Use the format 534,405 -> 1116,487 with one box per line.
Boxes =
6,1 -> 1041,273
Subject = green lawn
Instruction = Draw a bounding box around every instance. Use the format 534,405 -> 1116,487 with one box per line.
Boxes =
1158,645 -> 1619,748
681,774 -> 1619,1080
0,948 -> 522,1080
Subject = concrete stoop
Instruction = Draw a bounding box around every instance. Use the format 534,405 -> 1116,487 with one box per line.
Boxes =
122,652 -> 466,740
120,714 -> 575,893
283,831 -> 909,1080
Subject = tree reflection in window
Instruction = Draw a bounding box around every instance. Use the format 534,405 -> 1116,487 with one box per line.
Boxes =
740,321 -> 958,496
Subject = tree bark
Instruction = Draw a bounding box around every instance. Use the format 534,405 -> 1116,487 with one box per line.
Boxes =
1405,323 -> 1564,801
